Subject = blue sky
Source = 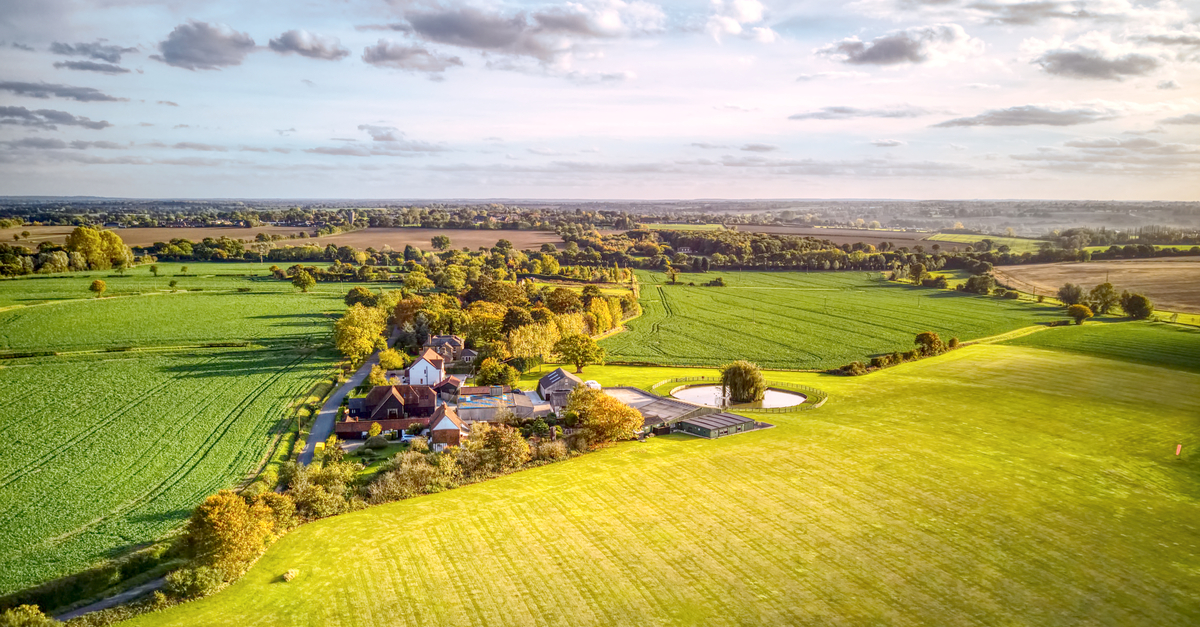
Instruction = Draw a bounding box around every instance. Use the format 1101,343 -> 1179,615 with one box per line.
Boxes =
1,0 -> 1198,199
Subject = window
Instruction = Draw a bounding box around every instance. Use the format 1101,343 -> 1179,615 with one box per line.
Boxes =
388,409 -> 398,419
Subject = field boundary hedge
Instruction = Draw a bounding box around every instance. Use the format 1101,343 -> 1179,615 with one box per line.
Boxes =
648,376 -> 828,412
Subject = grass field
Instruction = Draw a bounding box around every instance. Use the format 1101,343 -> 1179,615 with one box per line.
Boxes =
127,332 -> 1200,627
601,270 -> 1060,369
1002,320 -> 1200,372
0,263 -> 351,593
639,223 -> 726,231
994,259 -> 1200,314
739,225 -> 933,248
927,233 -> 1049,254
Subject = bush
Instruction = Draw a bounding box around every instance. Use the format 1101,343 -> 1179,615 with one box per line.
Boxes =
0,605 -> 56,627
870,356 -> 888,368
1067,304 -> 1093,325
841,361 -> 868,376
891,351 -> 904,364
532,440 -> 569,461
164,566 -> 224,600
408,436 -> 429,453
1003,290 -> 1020,299
364,435 -> 389,450
947,337 -> 960,349
1037,294 -> 1045,303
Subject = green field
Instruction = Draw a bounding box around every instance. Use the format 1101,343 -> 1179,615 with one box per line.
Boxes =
0,263 -> 351,593
128,330 -> 1200,627
601,271 -> 1059,369
1002,321 -> 1200,372
928,233 -> 1049,254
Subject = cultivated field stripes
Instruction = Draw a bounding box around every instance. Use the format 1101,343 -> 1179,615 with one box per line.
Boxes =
0,349 -> 331,593
605,271 -> 1057,369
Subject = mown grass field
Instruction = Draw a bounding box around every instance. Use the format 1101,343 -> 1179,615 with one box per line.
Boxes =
927,233 -> 1049,253
128,330 -> 1200,627
601,270 -> 1060,369
0,263 -> 354,593
1002,320 -> 1200,372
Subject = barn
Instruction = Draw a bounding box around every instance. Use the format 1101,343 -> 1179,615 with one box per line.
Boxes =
678,412 -> 757,439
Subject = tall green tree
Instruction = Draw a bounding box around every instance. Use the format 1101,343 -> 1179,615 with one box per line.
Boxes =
721,360 -> 766,404
334,304 -> 387,363
89,279 -> 106,298
431,235 -> 452,250
292,270 -> 316,293
1087,282 -> 1119,315
554,333 -> 606,373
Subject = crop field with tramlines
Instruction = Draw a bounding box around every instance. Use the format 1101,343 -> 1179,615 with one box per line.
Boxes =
1002,320 -> 1200,372
129,330 -> 1200,627
601,270 -> 1060,369
0,263 -> 351,593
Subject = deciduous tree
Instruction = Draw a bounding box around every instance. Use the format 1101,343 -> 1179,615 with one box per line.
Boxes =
1057,283 -> 1084,306
554,333 -> 606,373
721,360 -> 766,403
1087,282 -> 1119,315
291,270 -> 316,293
334,304 -> 387,363
184,491 -> 275,579
89,279 -> 106,298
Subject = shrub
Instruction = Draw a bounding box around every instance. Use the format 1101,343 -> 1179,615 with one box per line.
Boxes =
1003,290 -> 1020,299
903,350 -> 919,361
1120,291 -> 1154,319
533,440 -> 569,461
283,569 -> 299,582
409,436 -> 429,453
891,351 -> 904,364
368,422 -> 382,438
1037,294 -> 1045,302
0,605 -> 57,627
364,435 -> 389,450
963,274 -> 995,294
164,566 -> 224,600
1067,304 -> 1093,325
841,361 -> 868,376
869,356 -> 888,368
947,337 -> 960,349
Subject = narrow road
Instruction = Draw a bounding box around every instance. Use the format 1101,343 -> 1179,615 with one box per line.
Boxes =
298,353 -> 378,466
54,577 -> 165,621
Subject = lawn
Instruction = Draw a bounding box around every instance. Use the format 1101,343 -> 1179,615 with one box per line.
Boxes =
601,270 -> 1060,369
927,233 -> 1049,254
127,338 -> 1200,627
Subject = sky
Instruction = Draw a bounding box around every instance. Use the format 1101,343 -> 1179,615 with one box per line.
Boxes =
0,0 -> 1198,200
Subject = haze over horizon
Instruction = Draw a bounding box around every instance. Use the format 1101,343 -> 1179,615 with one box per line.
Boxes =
2,0 -> 1199,200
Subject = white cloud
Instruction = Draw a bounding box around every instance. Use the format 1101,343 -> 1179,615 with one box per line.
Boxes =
706,0 -> 778,44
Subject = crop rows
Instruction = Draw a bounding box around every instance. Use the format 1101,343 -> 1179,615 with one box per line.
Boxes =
602,271 -> 1057,369
1003,320 -> 1200,373
0,348 -> 330,594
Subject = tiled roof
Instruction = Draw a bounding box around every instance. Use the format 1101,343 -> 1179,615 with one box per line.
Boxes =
538,367 -> 582,391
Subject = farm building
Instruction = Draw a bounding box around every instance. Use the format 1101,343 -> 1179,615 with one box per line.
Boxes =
456,389 -> 546,422
677,412 -> 757,439
433,375 -> 465,401
337,384 -> 438,438
537,368 -> 582,412
602,386 -> 714,433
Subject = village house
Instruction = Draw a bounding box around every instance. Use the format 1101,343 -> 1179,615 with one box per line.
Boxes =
432,375 -> 466,402
460,348 -> 478,363
428,406 -> 467,452
536,368 -> 583,413
406,347 -> 445,386
424,335 -> 465,361
335,384 -> 438,438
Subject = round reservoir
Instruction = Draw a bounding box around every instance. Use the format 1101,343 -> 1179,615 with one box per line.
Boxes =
671,384 -> 806,409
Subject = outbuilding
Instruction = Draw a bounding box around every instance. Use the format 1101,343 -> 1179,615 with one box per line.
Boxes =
678,412 -> 756,439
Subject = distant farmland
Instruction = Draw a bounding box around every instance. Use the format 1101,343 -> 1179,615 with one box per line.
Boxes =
995,259 -> 1200,313
1,226 -> 566,252
737,225 -> 933,247
601,270 -> 1058,369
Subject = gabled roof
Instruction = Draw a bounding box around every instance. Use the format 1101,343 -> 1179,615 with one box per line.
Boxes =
427,335 -> 465,348
367,386 -> 406,421
429,405 -> 465,432
433,375 -> 465,391
538,367 -> 582,392
395,384 -> 436,407
460,348 -> 478,357
363,385 -> 402,409
412,347 -> 444,369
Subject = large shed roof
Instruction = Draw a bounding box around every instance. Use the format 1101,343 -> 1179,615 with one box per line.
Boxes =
681,412 -> 755,430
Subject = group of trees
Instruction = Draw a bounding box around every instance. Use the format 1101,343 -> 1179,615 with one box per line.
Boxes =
0,226 -> 136,276
1056,282 -> 1155,322
840,332 -> 960,376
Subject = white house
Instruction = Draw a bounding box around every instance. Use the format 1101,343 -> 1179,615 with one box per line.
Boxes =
406,347 -> 445,386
